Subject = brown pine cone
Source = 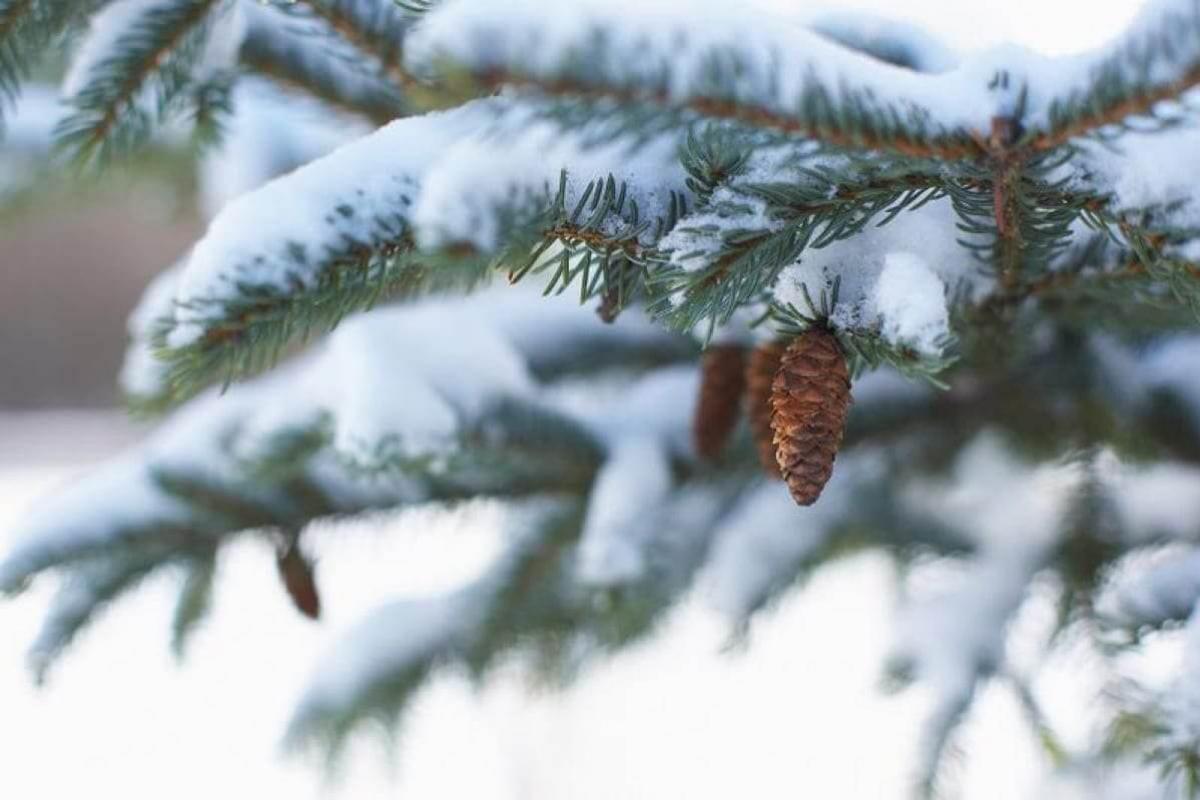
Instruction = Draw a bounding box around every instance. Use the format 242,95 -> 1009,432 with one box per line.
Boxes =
693,344 -> 748,459
276,537 -> 321,620
770,329 -> 852,506
746,341 -> 786,478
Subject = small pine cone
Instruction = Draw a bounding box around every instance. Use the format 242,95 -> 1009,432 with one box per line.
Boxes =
693,344 -> 748,459
746,341 -> 786,478
770,330 -> 851,506
276,538 -> 321,620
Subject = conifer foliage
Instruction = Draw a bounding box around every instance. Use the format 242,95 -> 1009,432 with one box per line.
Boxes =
4,0 -> 1200,795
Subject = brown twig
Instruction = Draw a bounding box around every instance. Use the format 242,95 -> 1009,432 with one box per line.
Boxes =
475,70 -> 986,161
1028,64 -> 1200,152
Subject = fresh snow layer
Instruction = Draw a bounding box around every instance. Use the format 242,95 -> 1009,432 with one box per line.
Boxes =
410,0 -> 1011,134
409,0 -> 1200,138
704,455 -> 883,621
772,198 -> 969,334
198,80 -> 368,218
576,437 -> 673,586
870,252 -> 950,355
414,121 -> 686,253
1097,547 -> 1200,629
119,261 -> 184,400
63,0 -> 242,107
168,98 -> 502,347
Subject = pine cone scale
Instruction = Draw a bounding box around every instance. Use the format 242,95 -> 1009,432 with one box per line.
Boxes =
770,329 -> 851,506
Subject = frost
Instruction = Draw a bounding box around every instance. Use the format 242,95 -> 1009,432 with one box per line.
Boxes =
871,252 -> 950,355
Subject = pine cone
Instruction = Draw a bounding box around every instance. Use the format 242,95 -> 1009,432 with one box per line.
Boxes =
770,330 -> 851,506
693,344 -> 748,459
746,341 -> 786,477
276,538 -> 321,620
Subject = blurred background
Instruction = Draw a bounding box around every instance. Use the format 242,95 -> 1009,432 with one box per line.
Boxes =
0,1 -> 1162,798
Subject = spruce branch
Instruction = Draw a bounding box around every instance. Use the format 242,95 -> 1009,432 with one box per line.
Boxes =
154,243 -> 487,407
170,551 -> 217,659
1027,0 -> 1200,151
239,13 -> 407,124
471,70 -> 984,160
56,0 -> 226,166
272,0 -> 420,91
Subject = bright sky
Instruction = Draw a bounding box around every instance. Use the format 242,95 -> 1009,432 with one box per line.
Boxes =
0,2 -> 1152,799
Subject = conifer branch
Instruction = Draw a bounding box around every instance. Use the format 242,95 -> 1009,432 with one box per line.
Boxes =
239,17 -> 406,125
475,70 -> 985,160
1030,62 -> 1200,152
285,0 -> 420,91
56,0 -> 224,165
155,242 -> 488,406
0,0 -> 85,115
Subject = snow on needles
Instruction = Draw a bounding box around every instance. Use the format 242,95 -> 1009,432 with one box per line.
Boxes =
414,120 -> 686,253
167,98 -> 502,347
576,437 -> 673,587
408,0 -> 1001,134
871,253 -> 950,356
409,0 -> 1200,138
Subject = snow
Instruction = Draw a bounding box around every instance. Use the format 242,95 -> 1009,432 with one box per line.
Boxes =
194,0 -> 246,82
62,0 -> 156,99
1102,458 -> 1200,542
167,98 -> 502,347
1156,599 -> 1200,758
545,366 -> 699,455
314,303 -> 533,466
772,197 -> 972,332
197,80 -> 368,218
414,120 -> 686,253
62,0 -> 240,105
287,501 -> 556,737
1140,337 -> 1200,422
1097,547 -> 1200,629
902,432 -> 1078,554
887,433 -> 1078,763
1078,125 -> 1200,213
408,0 -> 1200,141
119,261 -> 183,401
289,585 -> 483,727
870,252 -> 950,355
804,10 -> 960,73
704,455 -> 883,621
576,437 -> 673,586
408,0 -> 1004,135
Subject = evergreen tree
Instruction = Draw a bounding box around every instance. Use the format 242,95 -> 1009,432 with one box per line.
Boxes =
3,0 -> 1200,794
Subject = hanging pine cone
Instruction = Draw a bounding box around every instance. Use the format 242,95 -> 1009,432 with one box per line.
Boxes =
276,536 -> 321,620
693,344 -> 748,459
770,329 -> 852,506
746,341 -> 786,478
